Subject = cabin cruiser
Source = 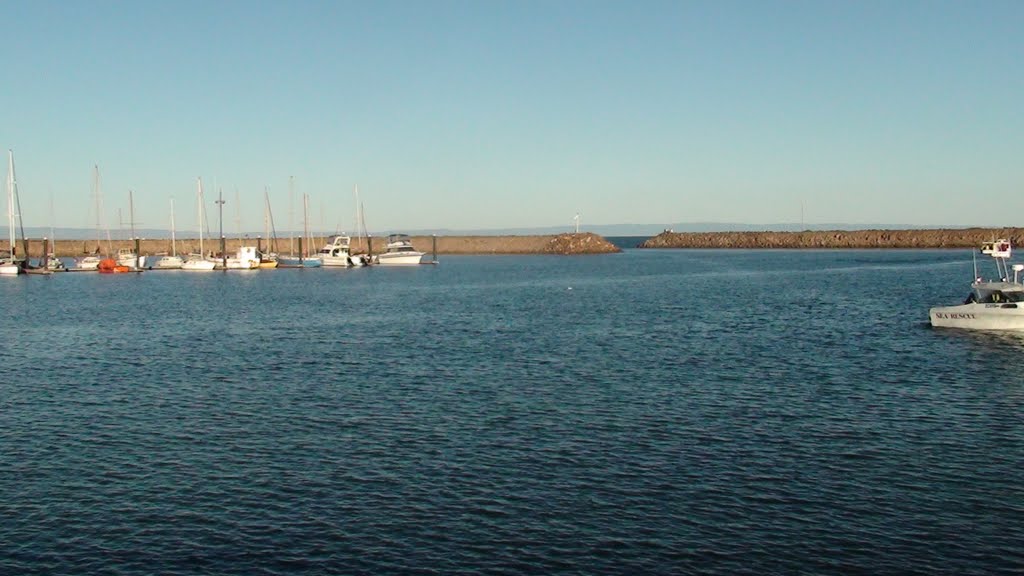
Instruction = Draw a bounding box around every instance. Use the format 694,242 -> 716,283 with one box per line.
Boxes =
75,255 -> 102,271
930,239 -> 1024,330
317,235 -> 353,267
221,246 -> 261,270
116,248 -> 146,270
45,254 -> 66,272
373,234 -> 426,265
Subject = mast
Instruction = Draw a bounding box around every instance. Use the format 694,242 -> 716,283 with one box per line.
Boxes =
129,190 -> 136,242
234,187 -> 241,240
7,151 -> 15,257
264,187 -> 278,253
303,192 -> 310,257
197,177 -> 205,256
288,175 -> 295,256
170,198 -> 177,257
49,191 -> 56,255
9,150 -> 28,262
93,165 -> 102,252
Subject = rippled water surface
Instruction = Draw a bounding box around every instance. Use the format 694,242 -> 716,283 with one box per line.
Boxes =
1,250 -> 1022,575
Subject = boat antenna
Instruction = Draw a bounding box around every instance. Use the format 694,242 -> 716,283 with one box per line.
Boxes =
972,249 -> 978,283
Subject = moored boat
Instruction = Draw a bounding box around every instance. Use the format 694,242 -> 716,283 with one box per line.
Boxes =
373,233 -> 426,265
98,257 -> 131,273
318,235 -> 353,267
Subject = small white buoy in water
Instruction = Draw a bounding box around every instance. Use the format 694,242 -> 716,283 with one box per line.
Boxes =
567,286 -> 573,290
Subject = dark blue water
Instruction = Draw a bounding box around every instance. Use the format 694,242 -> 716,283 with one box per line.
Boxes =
1,250 -> 1022,575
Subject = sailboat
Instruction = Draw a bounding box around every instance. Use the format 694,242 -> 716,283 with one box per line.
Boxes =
115,190 -> 145,270
277,190 -> 322,268
349,185 -> 369,267
154,198 -> 184,269
182,178 -> 216,271
74,166 -> 103,271
1,150 -> 24,275
45,194 -> 66,271
254,187 -> 278,268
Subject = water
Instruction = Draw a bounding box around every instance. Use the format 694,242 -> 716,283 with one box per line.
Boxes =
1,250 -> 1022,575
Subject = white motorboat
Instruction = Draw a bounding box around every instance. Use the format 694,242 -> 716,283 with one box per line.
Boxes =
373,233 -> 426,265
222,246 -> 261,270
930,239 -> 1024,330
116,247 -> 145,270
45,254 -> 66,272
76,255 -> 101,270
318,235 -> 353,267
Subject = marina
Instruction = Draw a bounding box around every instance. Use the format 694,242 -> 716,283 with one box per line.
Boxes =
1,248 -> 1020,575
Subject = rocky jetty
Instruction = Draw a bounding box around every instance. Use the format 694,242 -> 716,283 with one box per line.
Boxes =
33,233 -> 621,257
638,228 -> 1024,249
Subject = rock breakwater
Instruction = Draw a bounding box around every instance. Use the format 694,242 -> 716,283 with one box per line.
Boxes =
638,228 -> 1024,249
29,233 -> 621,257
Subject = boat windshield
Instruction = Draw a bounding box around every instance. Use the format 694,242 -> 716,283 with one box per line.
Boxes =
985,290 -> 1024,303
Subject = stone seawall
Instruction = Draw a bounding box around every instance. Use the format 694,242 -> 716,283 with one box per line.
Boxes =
17,233 -> 621,258
638,228 -> 1024,249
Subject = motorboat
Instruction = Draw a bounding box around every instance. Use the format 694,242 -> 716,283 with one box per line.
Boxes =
930,239 -> 1024,330
75,255 -> 102,271
116,247 -> 145,270
222,246 -> 261,270
373,233 -> 426,265
318,235 -> 353,267
45,254 -> 66,272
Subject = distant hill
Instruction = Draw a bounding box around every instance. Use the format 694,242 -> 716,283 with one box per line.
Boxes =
3,222 -> 974,240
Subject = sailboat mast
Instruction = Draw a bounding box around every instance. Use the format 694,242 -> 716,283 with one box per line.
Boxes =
6,151 -> 15,255
303,193 -> 310,257
170,198 -> 177,257
9,151 -> 27,260
288,175 -> 295,256
197,177 -> 205,256
129,190 -> 136,241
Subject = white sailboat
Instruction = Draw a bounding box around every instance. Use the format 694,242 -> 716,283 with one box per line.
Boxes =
277,190 -> 322,267
182,178 -> 216,271
349,185 -> 369,267
1,150 -> 23,275
75,165 -> 103,271
154,198 -> 184,269
115,190 -> 145,270
45,194 -> 66,271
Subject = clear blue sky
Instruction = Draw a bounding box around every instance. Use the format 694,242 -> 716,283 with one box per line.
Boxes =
4,0 -> 1023,234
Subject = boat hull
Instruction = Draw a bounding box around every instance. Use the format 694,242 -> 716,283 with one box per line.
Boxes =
374,252 -> 426,265
181,259 -> 216,271
155,256 -> 184,269
320,255 -> 350,267
929,302 -> 1024,330
277,257 -> 323,268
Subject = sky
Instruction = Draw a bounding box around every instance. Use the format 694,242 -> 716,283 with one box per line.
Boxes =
3,0 -> 1023,235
